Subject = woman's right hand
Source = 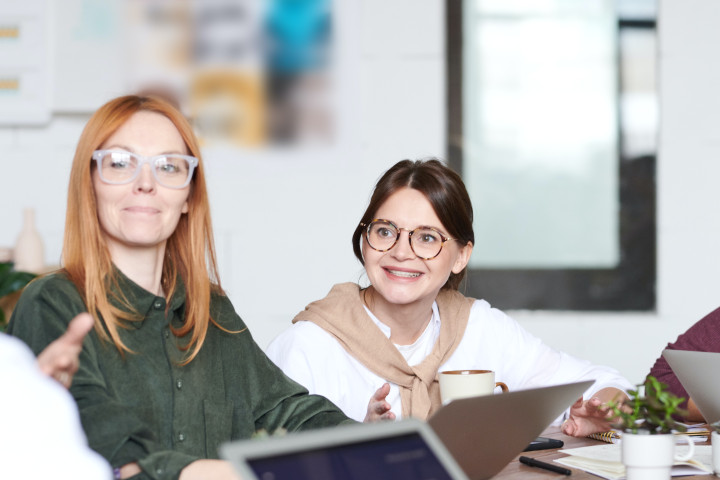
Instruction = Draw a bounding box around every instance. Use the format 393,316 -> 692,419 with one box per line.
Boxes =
179,460 -> 241,480
364,383 -> 396,422
37,312 -> 94,388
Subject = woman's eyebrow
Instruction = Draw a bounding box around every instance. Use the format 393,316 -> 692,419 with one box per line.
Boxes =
392,222 -> 448,233
102,144 -> 135,153
101,145 -> 186,156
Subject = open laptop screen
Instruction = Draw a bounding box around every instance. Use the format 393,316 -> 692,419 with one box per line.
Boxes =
662,349 -> 720,423
221,419 -> 469,480
247,432 -> 454,480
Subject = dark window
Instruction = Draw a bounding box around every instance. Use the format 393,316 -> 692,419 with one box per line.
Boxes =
447,1 -> 656,311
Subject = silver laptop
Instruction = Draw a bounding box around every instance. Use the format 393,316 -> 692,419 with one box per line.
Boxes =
221,417 -> 470,480
221,380 -> 592,480
428,380 -> 591,479
662,349 -> 720,423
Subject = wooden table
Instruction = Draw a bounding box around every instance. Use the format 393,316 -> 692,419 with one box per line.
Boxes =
493,426 -> 716,479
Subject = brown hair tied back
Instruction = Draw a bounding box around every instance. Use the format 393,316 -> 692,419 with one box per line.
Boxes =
352,159 -> 474,290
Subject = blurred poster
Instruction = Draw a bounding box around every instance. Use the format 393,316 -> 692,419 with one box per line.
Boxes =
265,0 -> 333,145
189,0 -> 266,147
125,0 -> 194,105
0,0 -> 51,125
191,70 -> 266,146
52,0 -> 124,112
124,0 -> 334,148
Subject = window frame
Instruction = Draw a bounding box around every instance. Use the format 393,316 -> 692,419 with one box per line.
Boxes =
446,2 -> 656,311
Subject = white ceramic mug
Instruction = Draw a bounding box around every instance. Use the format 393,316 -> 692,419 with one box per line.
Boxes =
438,369 -> 508,405
712,431 -> 720,476
622,433 -> 695,480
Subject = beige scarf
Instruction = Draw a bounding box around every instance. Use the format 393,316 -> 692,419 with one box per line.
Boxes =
292,282 -> 474,420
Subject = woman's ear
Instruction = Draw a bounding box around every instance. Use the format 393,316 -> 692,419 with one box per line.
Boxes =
451,242 -> 473,274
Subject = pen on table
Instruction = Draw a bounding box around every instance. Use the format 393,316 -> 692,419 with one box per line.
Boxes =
519,456 -> 572,476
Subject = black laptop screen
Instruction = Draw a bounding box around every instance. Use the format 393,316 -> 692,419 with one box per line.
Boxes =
246,432 -> 456,480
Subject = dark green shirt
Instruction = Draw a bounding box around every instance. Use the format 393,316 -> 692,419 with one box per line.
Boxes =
8,271 -> 353,480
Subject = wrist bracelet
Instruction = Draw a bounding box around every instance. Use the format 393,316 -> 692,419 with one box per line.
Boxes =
113,467 -> 122,479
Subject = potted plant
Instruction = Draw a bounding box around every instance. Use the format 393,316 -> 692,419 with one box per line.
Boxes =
607,376 -> 693,480
0,262 -> 36,332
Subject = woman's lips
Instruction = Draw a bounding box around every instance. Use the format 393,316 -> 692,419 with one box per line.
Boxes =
124,206 -> 160,214
383,267 -> 422,279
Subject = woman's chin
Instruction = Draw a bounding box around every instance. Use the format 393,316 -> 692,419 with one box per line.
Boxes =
372,284 -> 432,308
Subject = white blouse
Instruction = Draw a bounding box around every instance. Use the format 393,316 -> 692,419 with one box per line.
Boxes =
266,298 -> 632,422
0,334 -> 112,479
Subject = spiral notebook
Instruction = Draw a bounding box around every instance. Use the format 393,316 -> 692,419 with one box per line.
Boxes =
587,428 -> 708,444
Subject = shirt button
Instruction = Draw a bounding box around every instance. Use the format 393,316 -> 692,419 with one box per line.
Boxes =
178,433 -> 185,442
164,330 -> 169,338
176,380 -> 183,389
154,300 -> 163,309
156,468 -> 164,475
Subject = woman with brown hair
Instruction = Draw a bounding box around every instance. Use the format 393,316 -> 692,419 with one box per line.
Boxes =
8,95 -> 351,480
267,158 -> 632,437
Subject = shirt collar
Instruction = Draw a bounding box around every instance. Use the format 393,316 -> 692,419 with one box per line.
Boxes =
108,266 -> 187,327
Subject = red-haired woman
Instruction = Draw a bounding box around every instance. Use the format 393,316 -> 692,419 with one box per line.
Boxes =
8,95 -> 351,480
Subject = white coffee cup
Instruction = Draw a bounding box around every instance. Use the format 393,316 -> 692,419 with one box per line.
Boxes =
622,432 -> 694,480
712,431 -> 720,476
439,369 -> 508,405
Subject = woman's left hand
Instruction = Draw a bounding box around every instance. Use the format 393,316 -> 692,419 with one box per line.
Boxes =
363,383 -> 396,422
561,387 -> 627,437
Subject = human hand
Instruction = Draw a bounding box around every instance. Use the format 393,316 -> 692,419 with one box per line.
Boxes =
363,383 -> 396,422
562,387 -> 627,437
37,313 -> 94,388
179,459 -> 241,480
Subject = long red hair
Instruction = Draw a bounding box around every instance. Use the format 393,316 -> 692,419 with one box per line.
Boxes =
63,95 -> 221,364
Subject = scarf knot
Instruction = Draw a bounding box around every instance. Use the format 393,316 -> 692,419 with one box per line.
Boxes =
293,283 -> 475,419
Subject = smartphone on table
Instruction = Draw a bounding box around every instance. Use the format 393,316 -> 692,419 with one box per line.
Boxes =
524,436 -> 564,451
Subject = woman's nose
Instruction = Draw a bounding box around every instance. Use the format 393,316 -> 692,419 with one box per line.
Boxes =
133,164 -> 156,193
391,229 -> 416,260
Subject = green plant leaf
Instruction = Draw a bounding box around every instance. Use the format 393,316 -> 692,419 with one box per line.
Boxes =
608,376 -> 687,434
711,420 -> 720,434
0,263 -> 36,332
0,264 -> 36,298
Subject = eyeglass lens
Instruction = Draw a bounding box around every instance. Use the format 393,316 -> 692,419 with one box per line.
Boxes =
97,151 -> 192,188
366,220 -> 445,259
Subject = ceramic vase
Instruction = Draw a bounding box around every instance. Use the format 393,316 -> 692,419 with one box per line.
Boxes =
13,208 -> 44,273
622,432 -> 694,480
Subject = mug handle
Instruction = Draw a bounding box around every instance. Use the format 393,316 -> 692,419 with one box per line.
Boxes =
495,381 -> 509,393
674,434 -> 695,462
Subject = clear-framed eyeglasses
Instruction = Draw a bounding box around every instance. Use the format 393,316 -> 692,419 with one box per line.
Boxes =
92,149 -> 198,189
361,219 -> 456,260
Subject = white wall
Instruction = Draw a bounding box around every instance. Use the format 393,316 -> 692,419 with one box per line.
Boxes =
1,0 -> 717,386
